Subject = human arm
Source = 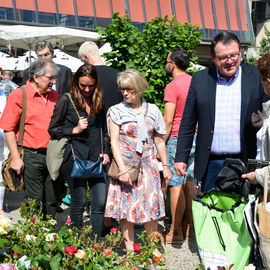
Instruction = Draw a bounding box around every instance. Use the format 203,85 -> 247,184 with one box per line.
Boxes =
163,102 -> 176,143
154,132 -> 172,191
109,117 -> 132,186
4,131 -> 24,175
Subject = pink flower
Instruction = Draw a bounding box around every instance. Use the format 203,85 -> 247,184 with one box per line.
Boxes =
66,218 -> 71,224
133,243 -> 142,253
103,248 -> 112,256
65,246 -> 77,255
33,266 -> 37,270
110,228 -> 118,233
0,263 -> 16,270
152,231 -> 161,241
12,252 -> 18,257
30,217 -> 36,222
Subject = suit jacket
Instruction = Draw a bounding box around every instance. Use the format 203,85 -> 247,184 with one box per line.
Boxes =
22,63 -> 73,95
175,64 -> 269,181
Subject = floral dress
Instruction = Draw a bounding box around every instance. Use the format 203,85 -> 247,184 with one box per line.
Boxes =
105,101 -> 166,223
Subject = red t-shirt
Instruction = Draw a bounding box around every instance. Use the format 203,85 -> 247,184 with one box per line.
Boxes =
0,80 -> 59,149
164,74 -> 192,137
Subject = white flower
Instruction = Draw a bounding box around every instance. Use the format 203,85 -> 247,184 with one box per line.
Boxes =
244,264 -> 256,270
49,219 -> 57,226
45,233 -> 57,241
0,226 -> 7,235
0,215 -> 10,232
25,235 -> 36,241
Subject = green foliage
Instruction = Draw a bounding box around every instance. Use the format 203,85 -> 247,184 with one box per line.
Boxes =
245,56 -> 257,66
98,13 -> 202,110
260,24 -> 270,55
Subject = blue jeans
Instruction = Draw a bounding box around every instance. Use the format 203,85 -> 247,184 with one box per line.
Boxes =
61,159 -> 106,239
202,159 -> 224,192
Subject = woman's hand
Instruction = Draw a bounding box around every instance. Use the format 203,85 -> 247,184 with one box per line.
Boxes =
119,171 -> 132,186
251,110 -> 263,129
101,153 -> 110,165
163,166 -> 172,188
242,172 -> 258,185
73,117 -> 88,134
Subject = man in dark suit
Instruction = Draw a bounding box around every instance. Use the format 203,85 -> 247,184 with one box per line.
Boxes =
174,32 -> 269,192
22,40 -> 73,95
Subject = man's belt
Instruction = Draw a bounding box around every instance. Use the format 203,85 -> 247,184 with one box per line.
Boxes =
209,153 -> 242,160
23,147 -> 47,155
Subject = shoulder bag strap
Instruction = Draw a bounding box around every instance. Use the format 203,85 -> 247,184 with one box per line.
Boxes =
17,86 -> 27,147
66,93 -> 80,120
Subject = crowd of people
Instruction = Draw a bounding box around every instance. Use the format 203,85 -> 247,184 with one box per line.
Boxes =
0,30 -> 269,261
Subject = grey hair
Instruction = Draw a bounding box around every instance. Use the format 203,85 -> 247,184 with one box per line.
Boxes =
78,41 -> 100,61
29,58 -> 58,81
117,69 -> 149,95
34,40 -> 54,55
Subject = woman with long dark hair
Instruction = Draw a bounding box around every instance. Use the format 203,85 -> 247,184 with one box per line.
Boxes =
48,64 -> 110,238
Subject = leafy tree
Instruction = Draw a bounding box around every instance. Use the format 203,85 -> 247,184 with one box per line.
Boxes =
97,13 -> 202,110
260,24 -> 270,55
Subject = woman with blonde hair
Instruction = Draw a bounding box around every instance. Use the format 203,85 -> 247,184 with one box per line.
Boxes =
105,69 -> 171,251
48,64 -> 110,238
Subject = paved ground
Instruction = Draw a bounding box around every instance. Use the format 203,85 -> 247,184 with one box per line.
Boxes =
3,190 -> 201,270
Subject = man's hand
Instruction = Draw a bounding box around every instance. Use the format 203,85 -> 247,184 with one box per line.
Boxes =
251,110 -> 263,129
174,162 -> 187,176
10,157 -> 24,175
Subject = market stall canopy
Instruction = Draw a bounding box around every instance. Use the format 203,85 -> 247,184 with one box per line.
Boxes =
0,25 -> 100,51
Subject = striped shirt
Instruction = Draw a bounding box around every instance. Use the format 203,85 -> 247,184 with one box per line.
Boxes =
211,66 -> 241,154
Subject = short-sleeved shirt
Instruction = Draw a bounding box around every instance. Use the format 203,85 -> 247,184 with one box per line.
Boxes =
164,74 -> 192,137
0,80 -> 59,149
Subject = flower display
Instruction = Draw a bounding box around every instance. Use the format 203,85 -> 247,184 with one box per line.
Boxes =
0,200 -> 165,269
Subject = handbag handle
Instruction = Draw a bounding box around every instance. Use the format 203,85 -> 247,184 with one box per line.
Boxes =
17,86 -> 27,148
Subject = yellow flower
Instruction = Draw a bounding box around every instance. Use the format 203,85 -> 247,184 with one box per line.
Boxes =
75,249 -> 86,259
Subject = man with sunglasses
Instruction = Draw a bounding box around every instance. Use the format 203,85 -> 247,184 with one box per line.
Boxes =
22,40 -> 72,95
174,32 -> 269,192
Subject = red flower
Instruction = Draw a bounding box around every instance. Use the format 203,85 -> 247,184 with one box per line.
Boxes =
152,231 -> 161,241
33,266 -> 37,270
152,256 -> 160,263
66,218 -> 71,224
103,248 -> 112,256
30,217 -> 36,222
65,246 -> 77,254
133,243 -> 142,253
131,267 -> 139,270
13,252 -> 18,257
110,228 -> 118,233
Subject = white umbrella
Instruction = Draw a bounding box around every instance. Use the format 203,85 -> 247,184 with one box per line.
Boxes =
0,25 -> 99,64
53,49 -> 83,73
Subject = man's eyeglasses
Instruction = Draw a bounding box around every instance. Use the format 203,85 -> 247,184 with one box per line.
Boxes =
119,87 -> 135,94
215,52 -> 240,62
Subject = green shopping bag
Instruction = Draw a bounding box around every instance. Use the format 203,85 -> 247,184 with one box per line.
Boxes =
192,190 -> 253,270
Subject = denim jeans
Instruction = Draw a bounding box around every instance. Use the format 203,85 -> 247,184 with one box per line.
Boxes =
61,158 -> 106,239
